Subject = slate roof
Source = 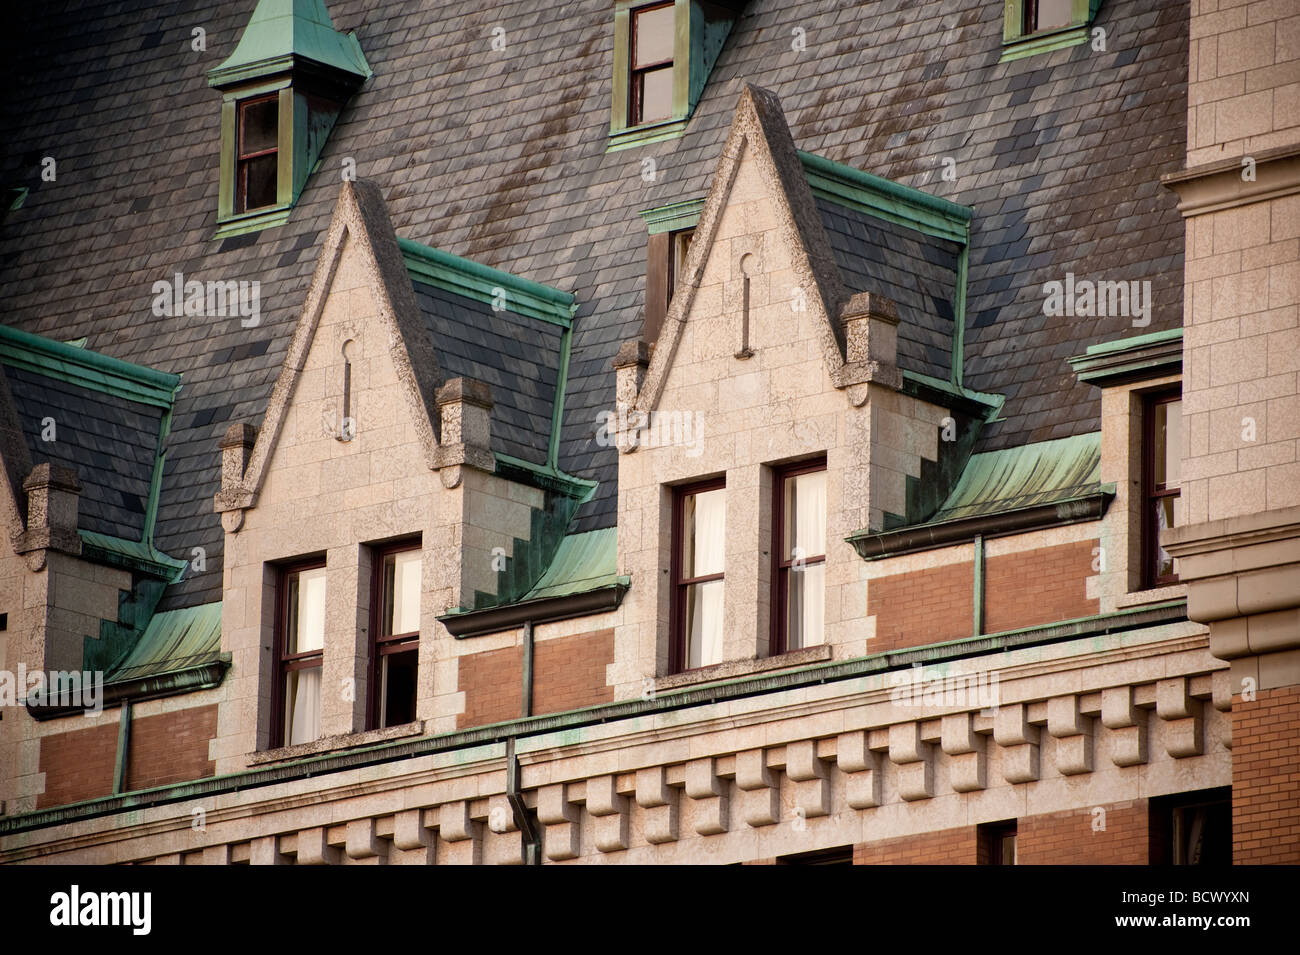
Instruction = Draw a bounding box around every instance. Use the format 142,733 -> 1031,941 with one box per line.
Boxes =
818,198 -> 960,381
1,363 -> 163,541
413,281 -> 563,466
0,0 -> 1186,610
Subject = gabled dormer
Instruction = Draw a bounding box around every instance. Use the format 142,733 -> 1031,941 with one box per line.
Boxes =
609,0 -> 745,151
207,0 -> 371,238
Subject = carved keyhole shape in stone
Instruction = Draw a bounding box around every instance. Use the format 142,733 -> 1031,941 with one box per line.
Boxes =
736,253 -> 756,360
338,339 -> 355,441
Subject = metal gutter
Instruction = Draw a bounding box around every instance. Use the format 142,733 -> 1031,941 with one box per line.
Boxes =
0,324 -> 180,409
0,600 -> 1188,837
440,582 -> 629,639
849,489 -> 1113,560
25,658 -> 231,721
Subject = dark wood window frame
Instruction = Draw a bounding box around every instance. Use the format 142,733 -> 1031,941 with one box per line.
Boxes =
1021,0 -> 1074,35
670,476 -> 726,674
770,457 -> 827,657
980,820 -> 1018,865
368,539 -> 422,731
235,93 -> 279,214
629,2 -> 675,127
271,557 -> 326,749
1142,388 -> 1182,589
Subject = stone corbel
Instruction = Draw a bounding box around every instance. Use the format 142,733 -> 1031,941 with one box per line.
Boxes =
586,775 -> 630,853
345,817 -> 388,863
635,766 -> 680,844
391,808 -> 436,864
295,826 -> 342,865
888,721 -> 934,801
1101,686 -> 1150,767
735,749 -> 781,827
483,794 -> 524,866
785,740 -> 831,820
994,703 -> 1041,784
438,800 -> 481,865
837,730 -> 882,809
1047,695 -> 1094,776
941,712 -> 987,792
537,783 -> 582,861
685,757 -> 729,836
1156,677 -> 1204,758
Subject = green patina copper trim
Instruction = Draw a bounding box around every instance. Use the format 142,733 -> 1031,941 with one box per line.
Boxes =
398,237 -> 577,327
608,117 -> 690,152
902,370 -> 1003,419
1068,327 -> 1183,387
952,245 -> 969,388
548,325 -> 574,470
639,197 -> 706,234
141,404 -> 174,547
0,600 -> 1187,835
798,151 -> 972,244
213,206 -> 294,239
494,453 -> 596,502
1000,0 -> 1100,61
608,0 -> 737,150
206,0 -> 371,89
0,325 -> 180,408
80,532 -> 188,582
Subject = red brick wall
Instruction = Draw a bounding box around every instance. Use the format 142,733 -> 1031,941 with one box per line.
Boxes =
983,540 -> 1099,634
1017,799 -> 1149,864
125,705 -> 217,791
1231,684 -> 1300,864
37,720 -> 119,808
534,628 -> 614,715
458,628 -> 615,728
854,825 -> 979,864
867,562 -> 973,653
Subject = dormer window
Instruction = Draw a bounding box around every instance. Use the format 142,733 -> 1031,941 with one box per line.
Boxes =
1002,0 -> 1101,61
236,95 -> 280,213
610,1 -> 742,150
208,0 -> 370,237
630,3 -> 675,126
1021,0 -> 1073,34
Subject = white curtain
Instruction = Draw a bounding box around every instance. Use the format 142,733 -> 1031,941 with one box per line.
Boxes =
287,667 -> 321,745
296,567 -> 327,652
390,551 -> 422,634
688,489 -> 725,667
787,471 -> 826,647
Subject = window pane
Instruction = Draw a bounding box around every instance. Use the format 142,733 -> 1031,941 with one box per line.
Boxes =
240,97 -> 278,155
287,567 -> 326,654
633,4 -> 675,67
638,66 -> 674,123
1000,833 -> 1017,865
382,550 -> 422,636
285,666 -> 321,746
685,579 -> 724,668
1034,0 -> 1073,30
1154,496 -> 1177,578
380,647 -> 419,728
786,561 -> 825,650
1165,399 -> 1182,487
240,154 -> 278,211
784,469 -> 827,560
669,228 -> 693,301
682,487 -> 725,577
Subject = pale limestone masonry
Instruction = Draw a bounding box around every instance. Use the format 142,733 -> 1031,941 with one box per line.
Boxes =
210,180 -> 564,769
611,86 -> 952,697
0,625 -> 1228,864
1164,0 -> 1300,699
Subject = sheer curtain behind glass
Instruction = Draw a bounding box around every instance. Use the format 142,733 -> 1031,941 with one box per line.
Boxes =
785,470 -> 826,648
287,567 -> 326,745
685,488 -> 725,668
